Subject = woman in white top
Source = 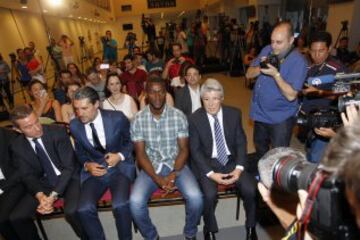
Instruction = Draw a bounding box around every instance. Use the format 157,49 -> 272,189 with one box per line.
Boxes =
102,73 -> 138,120
61,82 -> 81,123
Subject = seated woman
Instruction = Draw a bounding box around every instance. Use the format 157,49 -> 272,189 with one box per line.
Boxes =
102,73 -> 138,120
28,80 -> 62,122
67,62 -> 85,85
61,82 -> 81,123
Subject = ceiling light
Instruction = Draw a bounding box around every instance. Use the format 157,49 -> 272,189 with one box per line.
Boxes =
48,0 -> 63,7
21,5 -> 28,9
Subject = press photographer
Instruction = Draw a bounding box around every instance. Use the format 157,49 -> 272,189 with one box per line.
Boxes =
141,14 -> 156,50
101,30 -> 118,62
257,106 -> 360,240
300,31 -> 347,163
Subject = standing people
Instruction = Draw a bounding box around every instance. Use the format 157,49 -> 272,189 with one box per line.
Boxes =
70,87 -> 135,240
0,53 -> 14,109
58,34 -> 75,66
130,76 -> 203,240
102,30 -> 118,62
246,21 -> 307,160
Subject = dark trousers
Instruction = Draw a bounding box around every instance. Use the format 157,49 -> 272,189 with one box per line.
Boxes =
9,178 -> 85,240
198,160 -> 257,233
77,171 -> 132,240
0,80 -> 14,107
253,117 -> 296,159
0,184 -> 25,240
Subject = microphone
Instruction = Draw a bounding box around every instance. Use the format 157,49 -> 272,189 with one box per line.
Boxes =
307,74 -> 335,86
258,147 -> 307,189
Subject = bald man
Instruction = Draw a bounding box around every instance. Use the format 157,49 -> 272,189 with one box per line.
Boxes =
246,21 -> 307,161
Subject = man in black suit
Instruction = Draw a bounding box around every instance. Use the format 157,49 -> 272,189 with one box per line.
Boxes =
70,87 -> 135,240
9,105 -> 85,240
188,79 -> 258,240
175,64 -> 202,116
0,127 -> 25,240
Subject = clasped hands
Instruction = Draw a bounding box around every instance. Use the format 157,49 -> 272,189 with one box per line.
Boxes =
36,192 -> 56,215
155,172 -> 177,196
209,168 -> 242,185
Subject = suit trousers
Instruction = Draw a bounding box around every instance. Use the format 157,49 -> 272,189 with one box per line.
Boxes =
9,178 -> 84,240
77,170 -> 132,240
198,160 -> 257,233
0,184 -> 25,240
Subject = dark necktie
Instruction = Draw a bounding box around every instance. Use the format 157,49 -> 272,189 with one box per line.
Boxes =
213,115 -> 229,166
33,138 -> 58,187
89,122 -> 106,154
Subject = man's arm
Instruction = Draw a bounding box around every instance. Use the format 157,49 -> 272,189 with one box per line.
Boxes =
246,66 -> 261,79
134,141 -> 167,188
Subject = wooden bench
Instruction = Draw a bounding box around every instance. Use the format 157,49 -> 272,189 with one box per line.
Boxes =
36,184 -> 241,240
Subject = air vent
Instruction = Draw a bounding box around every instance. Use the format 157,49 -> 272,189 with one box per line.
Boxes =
121,5 -> 132,12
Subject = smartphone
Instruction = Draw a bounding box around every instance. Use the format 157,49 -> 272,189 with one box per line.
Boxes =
100,63 -> 110,70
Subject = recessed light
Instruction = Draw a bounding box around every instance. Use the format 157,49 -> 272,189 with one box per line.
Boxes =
21,5 -> 28,9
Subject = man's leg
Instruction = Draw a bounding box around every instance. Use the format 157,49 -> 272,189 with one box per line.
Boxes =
129,170 -> 159,240
9,193 -> 41,240
270,117 -> 296,148
198,174 -> 219,233
175,165 -> 204,238
235,171 -> 257,228
109,173 -> 132,240
77,177 -> 107,240
0,184 -> 25,240
307,137 -> 329,163
63,178 -> 88,239
253,121 -> 271,159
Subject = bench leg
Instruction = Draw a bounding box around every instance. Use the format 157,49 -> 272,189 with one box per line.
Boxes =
36,217 -> 49,240
236,194 -> 241,221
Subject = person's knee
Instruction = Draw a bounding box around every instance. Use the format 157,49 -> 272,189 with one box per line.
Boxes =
129,191 -> 147,209
77,202 -> 97,216
112,200 -> 130,214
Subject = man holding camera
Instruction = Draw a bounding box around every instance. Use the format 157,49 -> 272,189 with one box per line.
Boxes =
101,30 -> 118,62
246,21 -> 307,160
301,31 -> 346,163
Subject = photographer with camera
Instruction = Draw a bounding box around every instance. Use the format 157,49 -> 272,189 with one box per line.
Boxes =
246,21 -> 307,160
300,31 -> 347,163
101,30 -> 118,62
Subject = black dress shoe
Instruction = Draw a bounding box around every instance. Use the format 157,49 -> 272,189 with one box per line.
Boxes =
246,227 -> 258,240
184,236 -> 196,240
204,231 -> 216,240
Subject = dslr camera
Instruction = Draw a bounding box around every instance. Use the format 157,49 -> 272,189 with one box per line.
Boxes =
297,108 -> 342,128
258,148 -> 360,239
260,54 -> 280,71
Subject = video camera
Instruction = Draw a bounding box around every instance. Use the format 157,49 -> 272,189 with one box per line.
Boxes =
258,147 -> 360,239
297,108 -> 342,128
306,72 -> 360,93
260,54 -> 280,70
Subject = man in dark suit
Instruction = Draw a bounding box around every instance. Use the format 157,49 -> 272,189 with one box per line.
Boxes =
0,127 -> 25,240
188,79 -> 258,240
70,87 -> 135,240
9,105 -> 85,240
174,64 -> 202,116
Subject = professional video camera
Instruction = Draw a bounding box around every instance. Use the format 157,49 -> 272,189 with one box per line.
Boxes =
260,54 -> 280,70
258,147 -> 360,239
297,108 -> 342,128
306,72 -> 360,93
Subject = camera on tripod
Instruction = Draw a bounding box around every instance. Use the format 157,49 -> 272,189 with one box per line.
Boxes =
297,109 -> 342,128
258,147 -> 360,239
341,20 -> 348,30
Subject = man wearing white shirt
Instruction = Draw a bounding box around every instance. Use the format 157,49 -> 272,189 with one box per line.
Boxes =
9,105 -> 85,240
175,64 -> 202,116
188,79 -> 258,240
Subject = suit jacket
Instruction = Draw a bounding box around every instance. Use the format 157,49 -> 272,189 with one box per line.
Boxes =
0,128 -> 21,193
188,106 -> 248,176
70,109 -> 135,183
11,125 -> 78,196
175,86 -> 193,116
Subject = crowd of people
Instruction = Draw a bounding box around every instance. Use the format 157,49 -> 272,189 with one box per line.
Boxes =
0,15 -> 359,240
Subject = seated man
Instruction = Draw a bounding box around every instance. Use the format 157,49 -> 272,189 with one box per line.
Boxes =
188,79 -> 258,240
0,127 -> 25,240
70,87 -> 135,240
9,105 -> 85,240
130,76 -> 203,240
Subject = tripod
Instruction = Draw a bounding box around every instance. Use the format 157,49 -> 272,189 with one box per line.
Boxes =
9,59 -> 27,105
334,21 -> 349,49
229,30 -> 246,77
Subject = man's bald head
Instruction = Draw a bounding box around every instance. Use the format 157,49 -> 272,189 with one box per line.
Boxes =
271,21 -> 294,55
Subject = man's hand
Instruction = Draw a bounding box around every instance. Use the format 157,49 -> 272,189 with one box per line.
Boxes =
223,168 -> 242,185
163,171 -> 177,193
314,127 -> 337,138
209,172 -> 233,185
105,153 -> 121,167
260,63 -> 279,77
35,192 -> 54,214
154,175 -> 175,192
341,104 -> 360,126
85,162 -> 107,176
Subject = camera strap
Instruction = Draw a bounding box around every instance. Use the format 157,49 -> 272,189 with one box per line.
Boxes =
298,170 -> 329,239
270,45 -> 295,64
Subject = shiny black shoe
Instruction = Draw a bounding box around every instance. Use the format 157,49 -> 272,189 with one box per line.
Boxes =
204,231 -> 216,240
184,236 -> 196,240
246,227 -> 258,240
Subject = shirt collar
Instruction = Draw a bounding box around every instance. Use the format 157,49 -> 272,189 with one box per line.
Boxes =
88,109 -> 102,126
206,107 -> 223,120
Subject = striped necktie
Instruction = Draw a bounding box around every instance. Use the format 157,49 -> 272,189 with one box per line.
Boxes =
213,115 -> 229,166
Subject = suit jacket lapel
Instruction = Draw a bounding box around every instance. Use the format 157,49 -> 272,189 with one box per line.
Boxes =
78,122 -> 94,151
22,135 -> 43,170
199,108 -> 213,152
222,107 -> 231,145
101,111 -> 112,151
185,86 -> 192,114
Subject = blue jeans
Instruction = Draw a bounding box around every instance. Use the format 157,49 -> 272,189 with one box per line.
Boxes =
130,165 -> 203,239
307,137 -> 329,163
